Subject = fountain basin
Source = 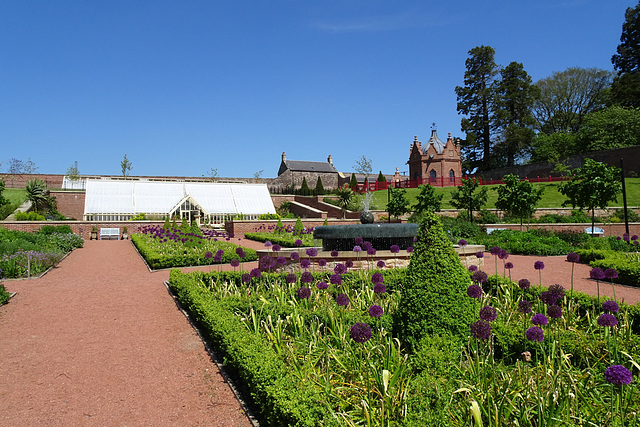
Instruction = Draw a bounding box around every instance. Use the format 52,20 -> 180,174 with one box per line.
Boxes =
313,223 -> 419,252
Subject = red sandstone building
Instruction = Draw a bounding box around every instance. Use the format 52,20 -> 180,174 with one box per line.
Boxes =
407,129 -> 462,186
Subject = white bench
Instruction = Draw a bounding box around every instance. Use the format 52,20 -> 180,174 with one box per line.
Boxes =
585,227 -> 605,237
100,228 -> 120,240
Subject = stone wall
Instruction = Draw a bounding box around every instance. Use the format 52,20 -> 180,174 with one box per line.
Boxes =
269,170 -> 339,192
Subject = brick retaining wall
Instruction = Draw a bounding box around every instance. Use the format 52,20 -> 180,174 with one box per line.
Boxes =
484,222 -> 640,237
50,191 -> 86,219
1,221 -> 165,240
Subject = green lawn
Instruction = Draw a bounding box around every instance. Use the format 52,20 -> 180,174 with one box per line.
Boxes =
371,178 -> 640,211
3,188 -> 27,206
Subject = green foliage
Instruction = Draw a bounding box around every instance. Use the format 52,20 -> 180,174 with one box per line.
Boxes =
387,187 -> 410,219
0,179 -> 8,209
244,232 -> 316,248
450,177 -> 488,223
39,225 -> 73,235
611,1 -> 640,108
121,154 -> 132,177
190,221 -> 202,236
25,178 -> 55,213
14,211 -> 46,221
299,176 -> 311,196
274,218 -> 284,234
0,284 -> 11,305
335,186 -> 354,218
65,163 -> 80,180
377,171 -> 386,182
163,217 -> 171,231
349,173 -> 358,190
577,105 -> 640,152
475,229 -> 574,255
180,217 -> 189,232
394,212 -> 475,352
314,176 -> 325,195
495,174 -> 544,228
413,184 -> 443,214
129,212 -> 147,221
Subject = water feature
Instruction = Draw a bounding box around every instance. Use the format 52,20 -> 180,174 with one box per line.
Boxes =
313,223 -> 419,252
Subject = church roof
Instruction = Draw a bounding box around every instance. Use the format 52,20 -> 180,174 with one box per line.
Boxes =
425,129 -> 446,154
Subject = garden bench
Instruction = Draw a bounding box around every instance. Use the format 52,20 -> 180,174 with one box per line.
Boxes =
486,228 -> 507,234
100,228 -> 120,240
585,226 -> 604,237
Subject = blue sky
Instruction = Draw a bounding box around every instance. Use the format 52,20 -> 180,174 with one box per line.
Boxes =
0,0 -> 635,179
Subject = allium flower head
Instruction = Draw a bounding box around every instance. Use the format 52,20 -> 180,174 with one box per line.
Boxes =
467,284 -> 483,299
390,244 -> 400,253
458,239 -> 467,247
297,287 -> 311,299
353,245 -> 362,252
526,326 -> 544,342
241,273 -> 251,283
250,268 -> 262,278
336,293 -> 349,307
264,241 -> 272,248
470,320 -> 492,340
518,300 -> 532,314
598,313 -> 618,327
367,247 -> 376,256
318,259 -> 327,267
547,304 -> 562,319
306,248 -> 318,257
276,256 -> 287,265
566,252 -> 580,263
602,300 -> 620,313
604,365 -> 633,386
371,272 -> 384,285
290,252 -> 300,261
490,246 -> 501,256
205,251 -> 213,259
350,322 -> 372,343
540,292 -> 559,306
498,249 -> 509,260
548,284 -> 565,299
633,235 -> 639,241
468,265 -> 478,272
301,271 -> 313,283
300,259 -> 311,269
330,250 -> 339,257
317,281 -> 328,290
532,313 -> 549,326
271,244 -> 281,252
286,273 -> 297,284
355,237 -> 364,245
362,241 -> 372,250
604,268 -> 618,280
476,251 -> 485,259
368,304 -> 383,318
230,259 -> 240,267
236,247 -> 244,255
334,263 -> 347,275
330,274 -> 342,285
406,247 -> 414,253
472,270 -> 488,284
504,262 -> 513,269
377,260 -> 386,268
373,283 -> 387,294
518,278 -> 531,290
345,260 -> 354,268
534,261 -> 545,270
590,267 -> 605,280
623,233 -> 630,242
479,305 -> 497,322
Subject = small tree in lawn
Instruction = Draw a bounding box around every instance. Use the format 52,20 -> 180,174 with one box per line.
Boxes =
450,177 -> 488,223
314,176 -> 325,195
387,187 -> 411,220
413,184 -> 443,214
335,185 -> 354,219
495,174 -> 544,231
559,158 -> 622,234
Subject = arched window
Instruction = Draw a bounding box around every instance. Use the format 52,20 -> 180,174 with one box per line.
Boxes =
429,169 -> 437,184
449,169 -> 455,183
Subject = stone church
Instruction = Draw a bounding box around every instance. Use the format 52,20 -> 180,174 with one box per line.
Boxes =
407,129 -> 462,186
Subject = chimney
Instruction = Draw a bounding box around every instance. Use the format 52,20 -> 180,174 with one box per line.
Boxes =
282,152 -> 286,162
327,154 -> 333,165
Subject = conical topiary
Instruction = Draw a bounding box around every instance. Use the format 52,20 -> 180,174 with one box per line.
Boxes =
393,211 -> 475,352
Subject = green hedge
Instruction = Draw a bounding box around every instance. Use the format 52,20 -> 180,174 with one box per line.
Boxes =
244,232 -> 317,248
0,284 -> 11,305
168,270 -> 339,426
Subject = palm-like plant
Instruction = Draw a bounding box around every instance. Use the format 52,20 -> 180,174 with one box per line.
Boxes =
26,178 -> 54,213
335,186 -> 354,219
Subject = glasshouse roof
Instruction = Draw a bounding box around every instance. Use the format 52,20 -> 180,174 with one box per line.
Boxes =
84,180 -> 276,216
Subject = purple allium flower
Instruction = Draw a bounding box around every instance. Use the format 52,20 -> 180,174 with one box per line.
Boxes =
598,313 -> 618,327
407,246 -> 414,253
458,239 -> 468,247
345,260 -> 354,268
205,251 -> 213,259
286,273 -> 297,284
330,274 -> 342,285
276,256 -> 287,265
468,265 -> 478,272
330,250 -> 339,257
617,236 -> 622,241
534,261 -> 545,270
250,268 -> 262,278
355,237 -> 364,245
236,247 -> 244,255
371,272 -> 384,285
377,260 -> 386,268
306,248 -> 318,257
241,273 -> 251,283
467,284 -> 483,299
476,251 -> 485,259
373,283 -> 386,294
238,250 -> 246,259
317,281 -> 328,290
479,305 -> 497,322
526,326 -> 544,343
413,237 -> 418,242
336,293 -> 349,307
230,259 -> 240,267
300,259 -> 311,269
290,252 -> 300,261
301,271 -> 313,283
264,241 -> 272,248
548,284 -> 565,299
633,235 -> 639,241
498,249 -> 509,260
604,268 -> 618,280
294,239 -> 303,246
602,300 -> 620,313
547,304 -> 562,319
472,270 -> 488,284
362,241 -> 372,251
590,267 -> 605,280
518,300 -> 532,314
532,313 -> 549,326
518,278 -> 531,290
271,244 -> 282,252
259,255 -> 275,270
369,304 -> 383,318
367,247 -> 377,256
350,322 -> 372,343
623,233 -> 630,242
470,320 -> 492,340
297,287 -> 311,299
318,259 -> 327,267
504,262 -> 513,269
567,252 -> 580,263
390,244 -> 400,253
353,245 -> 362,252
604,365 -> 633,386
490,246 -> 501,256
334,263 -> 347,275
540,291 -> 559,306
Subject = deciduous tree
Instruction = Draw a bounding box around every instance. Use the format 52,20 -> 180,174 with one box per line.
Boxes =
413,184 -> 443,214
450,177 -> 488,223
121,154 -> 133,177
387,187 -> 411,220
495,174 -> 544,230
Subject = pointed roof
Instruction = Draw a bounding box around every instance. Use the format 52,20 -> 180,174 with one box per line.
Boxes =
426,129 -> 446,154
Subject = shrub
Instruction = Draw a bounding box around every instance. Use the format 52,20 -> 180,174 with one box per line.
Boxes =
393,211 -> 475,352
293,217 -> 304,236
0,203 -> 17,220
14,211 -> 46,221
39,225 -> 73,235
555,229 -> 591,247
0,284 -> 11,305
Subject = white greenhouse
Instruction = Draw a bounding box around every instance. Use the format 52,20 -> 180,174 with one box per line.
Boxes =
83,180 -> 276,224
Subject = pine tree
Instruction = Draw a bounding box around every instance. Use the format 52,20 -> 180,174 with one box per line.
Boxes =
349,173 -> 358,190
300,177 -> 311,196
611,1 -> 640,108
314,176 -> 325,195
377,171 -> 386,182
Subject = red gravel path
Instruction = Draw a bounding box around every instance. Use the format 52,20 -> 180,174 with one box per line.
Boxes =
481,253 -> 640,305
0,240 -> 254,426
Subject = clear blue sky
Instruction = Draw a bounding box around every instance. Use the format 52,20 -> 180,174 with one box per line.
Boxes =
1,0 -> 635,179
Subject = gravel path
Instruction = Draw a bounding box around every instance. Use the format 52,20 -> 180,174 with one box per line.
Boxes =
0,240 -> 254,426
